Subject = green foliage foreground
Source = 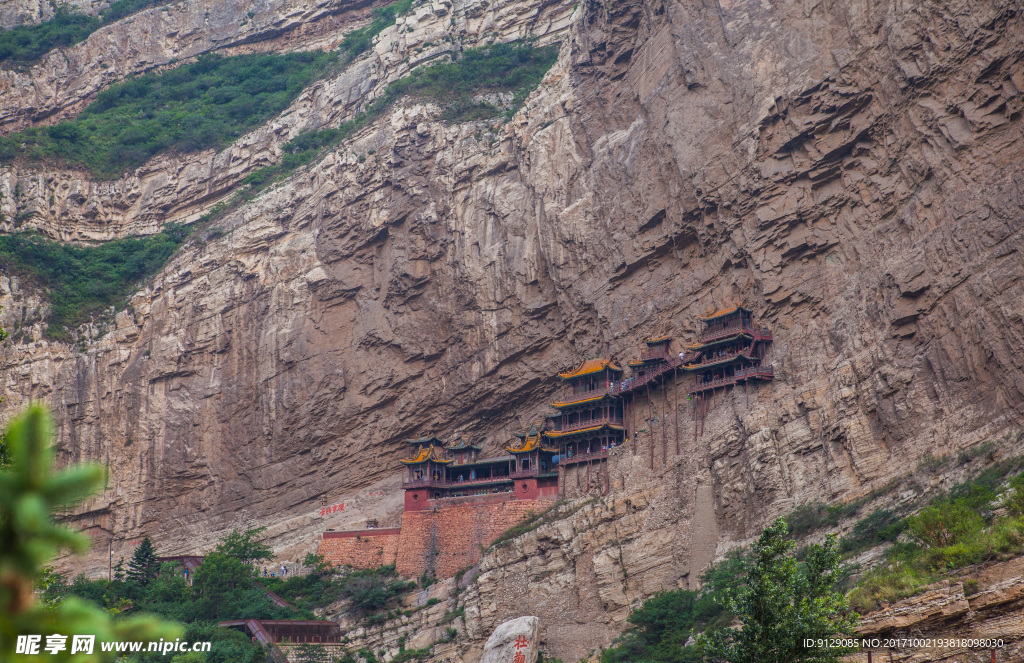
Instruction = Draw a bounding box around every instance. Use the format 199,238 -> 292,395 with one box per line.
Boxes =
0,405 -> 182,661
0,225 -> 190,340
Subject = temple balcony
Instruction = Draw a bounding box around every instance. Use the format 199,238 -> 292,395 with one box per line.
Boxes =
552,386 -> 613,407
613,357 -> 683,395
403,474 -> 513,490
697,324 -> 772,344
638,346 -> 672,363
548,414 -> 624,435
558,447 -> 610,466
688,364 -> 774,395
686,347 -> 746,368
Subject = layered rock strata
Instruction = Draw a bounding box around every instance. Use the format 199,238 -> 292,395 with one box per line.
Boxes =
0,0 -> 1021,659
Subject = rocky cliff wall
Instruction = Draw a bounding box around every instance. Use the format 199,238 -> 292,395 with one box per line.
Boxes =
0,0 -> 1021,658
854,556 -> 1024,663
0,0 -> 107,30
0,0 -> 571,241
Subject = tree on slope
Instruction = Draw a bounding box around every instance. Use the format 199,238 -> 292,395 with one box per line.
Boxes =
126,536 -> 159,586
699,518 -> 858,663
215,526 -> 274,568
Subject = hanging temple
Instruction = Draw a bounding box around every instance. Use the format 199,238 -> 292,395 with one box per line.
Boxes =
318,305 -> 773,577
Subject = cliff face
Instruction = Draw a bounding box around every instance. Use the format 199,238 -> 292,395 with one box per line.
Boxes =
0,0 -> 1023,659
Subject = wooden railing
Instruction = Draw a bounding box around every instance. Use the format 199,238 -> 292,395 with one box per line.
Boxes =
553,386 -> 612,404
737,365 -> 774,380
550,415 -> 624,434
559,448 -> 610,464
613,357 -> 683,394
698,324 -> 772,344
403,473 -> 516,489
638,347 -> 672,363
687,348 -> 745,368
688,365 -> 774,394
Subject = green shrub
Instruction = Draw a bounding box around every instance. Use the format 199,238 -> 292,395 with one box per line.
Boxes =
848,562 -> 931,613
601,589 -> 718,663
0,1 -> 173,66
0,50 -> 338,178
0,225 -> 190,338
390,646 -> 433,663
0,1 -> 168,66
384,40 -> 559,112
600,553 -> 745,663
907,501 -> 984,548
1006,474 -> 1024,515
918,453 -> 951,473
335,564 -> 416,613
839,509 -> 906,555
338,0 -> 413,57
957,440 -> 996,465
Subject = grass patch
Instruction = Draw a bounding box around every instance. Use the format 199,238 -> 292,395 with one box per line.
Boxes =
387,39 -> 559,120
0,225 -> 190,339
338,0 -> 413,57
390,646 -> 433,663
0,50 -> 338,178
848,457 -> 1024,613
838,508 -> 906,555
488,498 -> 577,550
229,40 -> 560,207
0,0 -> 165,66
0,39 -> 560,340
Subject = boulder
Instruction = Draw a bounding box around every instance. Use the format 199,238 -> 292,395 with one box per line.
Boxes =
481,616 -> 539,663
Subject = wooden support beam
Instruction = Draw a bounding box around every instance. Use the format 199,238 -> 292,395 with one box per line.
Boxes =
674,368 -> 680,455
647,385 -> 654,470
661,383 -> 667,466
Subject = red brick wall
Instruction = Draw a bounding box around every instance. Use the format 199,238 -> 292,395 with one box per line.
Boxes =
396,496 -> 550,577
405,488 -> 430,511
318,529 -> 401,569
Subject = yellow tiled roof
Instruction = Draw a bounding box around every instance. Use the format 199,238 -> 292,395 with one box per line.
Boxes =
506,436 -> 540,453
551,394 -> 613,408
697,304 -> 750,321
558,358 -> 622,379
543,424 -> 624,438
399,444 -> 453,465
